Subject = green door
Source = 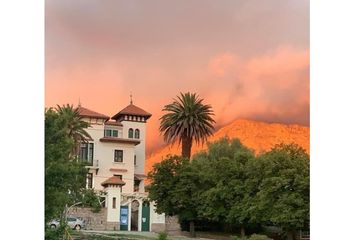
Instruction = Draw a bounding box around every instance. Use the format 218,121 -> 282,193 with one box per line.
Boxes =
120,206 -> 129,231
141,201 -> 150,231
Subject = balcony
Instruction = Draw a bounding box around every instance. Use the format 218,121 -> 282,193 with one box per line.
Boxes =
84,159 -> 99,174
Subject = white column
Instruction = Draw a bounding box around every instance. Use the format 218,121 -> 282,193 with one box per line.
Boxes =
106,185 -> 121,223
138,199 -> 142,231
128,201 -> 131,231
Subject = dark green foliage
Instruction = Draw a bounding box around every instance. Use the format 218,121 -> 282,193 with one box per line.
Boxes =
247,144 -> 309,233
148,155 -> 193,217
148,138 -> 309,238
44,225 -> 66,240
80,189 -> 103,213
157,232 -> 168,240
248,234 -> 273,240
45,105 -> 101,239
45,107 -> 87,223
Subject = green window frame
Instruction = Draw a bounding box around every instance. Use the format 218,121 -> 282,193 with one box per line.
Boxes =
128,128 -> 134,138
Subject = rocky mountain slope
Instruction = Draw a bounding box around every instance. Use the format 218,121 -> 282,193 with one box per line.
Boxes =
145,119 -> 309,174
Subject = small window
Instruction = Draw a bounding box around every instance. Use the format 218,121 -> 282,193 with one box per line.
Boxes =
128,128 -> 134,138
114,174 -> 122,180
134,180 -> 140,192
87,173 -> 93,188
134,155 -> 136,165
114,150 -> 123,162
134,129 -> 140,139
105,129 -> 112,137
112,130 -> 118,137
112,197 -> 116,209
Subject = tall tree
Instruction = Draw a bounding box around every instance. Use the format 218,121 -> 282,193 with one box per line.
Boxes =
55,104 -> 91,158
45,108 -> 87,223
159,92 -> 215,159
192,138 -> 255,237
246,144 -> 310,240
147,155 -> 200,235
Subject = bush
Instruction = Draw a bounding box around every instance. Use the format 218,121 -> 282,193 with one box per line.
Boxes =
248,234 -> 273,240
232,236 -> 247,240
231,234 -> 272,240
157,232 -> 168,240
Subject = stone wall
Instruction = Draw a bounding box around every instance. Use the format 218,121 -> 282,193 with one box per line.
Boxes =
165,216 -> 182,236
151,223 -> 166,233
68,207 -> 119,231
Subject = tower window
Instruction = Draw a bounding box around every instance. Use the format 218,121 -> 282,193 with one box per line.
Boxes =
134,129 -> 140,139
114,150 -> 123,162
112,197 -> 116,209
128,128 -> 134,138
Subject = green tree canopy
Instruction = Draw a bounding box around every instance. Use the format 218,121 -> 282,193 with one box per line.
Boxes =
244,144 -> 309,240
45,106 -> 100,227
192,138 -> 255,237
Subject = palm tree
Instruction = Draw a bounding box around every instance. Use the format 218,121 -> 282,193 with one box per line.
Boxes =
55,104 -> 91,159
159,92 -> 215,237
160,92 -> 215,159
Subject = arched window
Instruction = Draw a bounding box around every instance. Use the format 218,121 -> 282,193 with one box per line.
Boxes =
134,129 -> 140,139
128,128 -> 133,138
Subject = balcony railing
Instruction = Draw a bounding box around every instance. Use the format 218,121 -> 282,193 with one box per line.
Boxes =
82,159 -> 98,167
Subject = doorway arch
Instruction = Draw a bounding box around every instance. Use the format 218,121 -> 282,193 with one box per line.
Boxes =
130,200 -> 139,231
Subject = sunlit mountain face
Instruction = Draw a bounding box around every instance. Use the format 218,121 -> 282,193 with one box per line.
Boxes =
145,119 -> 309,174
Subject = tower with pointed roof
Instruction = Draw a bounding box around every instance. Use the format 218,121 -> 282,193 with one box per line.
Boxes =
111,99 -> 152,191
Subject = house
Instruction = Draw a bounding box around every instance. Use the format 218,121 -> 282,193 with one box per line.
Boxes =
71,101 -> 165,232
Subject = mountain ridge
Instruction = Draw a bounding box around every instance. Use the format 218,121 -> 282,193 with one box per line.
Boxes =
145,118 -> 309,174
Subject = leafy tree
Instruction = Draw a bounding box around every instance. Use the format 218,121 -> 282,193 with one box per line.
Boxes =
192,138 -> 255,237
45,107 -> 100,239
45,108 -> 86,223
159,92 -> 215,237
246,144 -> 309,240
159,92 -> 215,159
148,155 -> 201,236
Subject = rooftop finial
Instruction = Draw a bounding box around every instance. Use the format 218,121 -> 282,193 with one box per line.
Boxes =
78,97 -> 81,107
130,92 -> 133,104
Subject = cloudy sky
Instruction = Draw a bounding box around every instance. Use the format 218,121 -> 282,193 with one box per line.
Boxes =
45,0 -> 309,155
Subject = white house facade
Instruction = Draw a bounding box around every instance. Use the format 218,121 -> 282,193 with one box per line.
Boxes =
75,102 -> 165,232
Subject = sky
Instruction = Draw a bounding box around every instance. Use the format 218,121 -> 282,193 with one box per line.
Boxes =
45,0 -> 309,155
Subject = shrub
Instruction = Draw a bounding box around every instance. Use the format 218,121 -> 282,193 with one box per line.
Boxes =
248,234 -> 273,240
157,232 -> 168,240
231,236 -> 247,240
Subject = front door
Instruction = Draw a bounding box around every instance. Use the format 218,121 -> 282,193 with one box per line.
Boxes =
141,201 -> 150,231
120,206 -> 129,231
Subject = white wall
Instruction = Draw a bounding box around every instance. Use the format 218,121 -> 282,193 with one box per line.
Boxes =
85,122 -> 136,193
106,185 -> 121,222
121,120 -> 146,176
150,203 -> 165,224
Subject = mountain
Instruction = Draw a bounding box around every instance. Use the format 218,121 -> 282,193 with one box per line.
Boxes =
145,119 -> 309,174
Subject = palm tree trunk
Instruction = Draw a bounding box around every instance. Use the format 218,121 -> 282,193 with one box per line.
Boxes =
182,137 -> 192,159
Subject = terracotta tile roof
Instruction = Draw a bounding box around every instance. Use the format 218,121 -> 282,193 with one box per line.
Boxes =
105,121 -> 123,126
78,106 -> 109,120
101,176 -> 126,187
111,104 -> 152,120
134,174 -> 147,180
109,168 -> 128,173
99,137 -> 140,145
